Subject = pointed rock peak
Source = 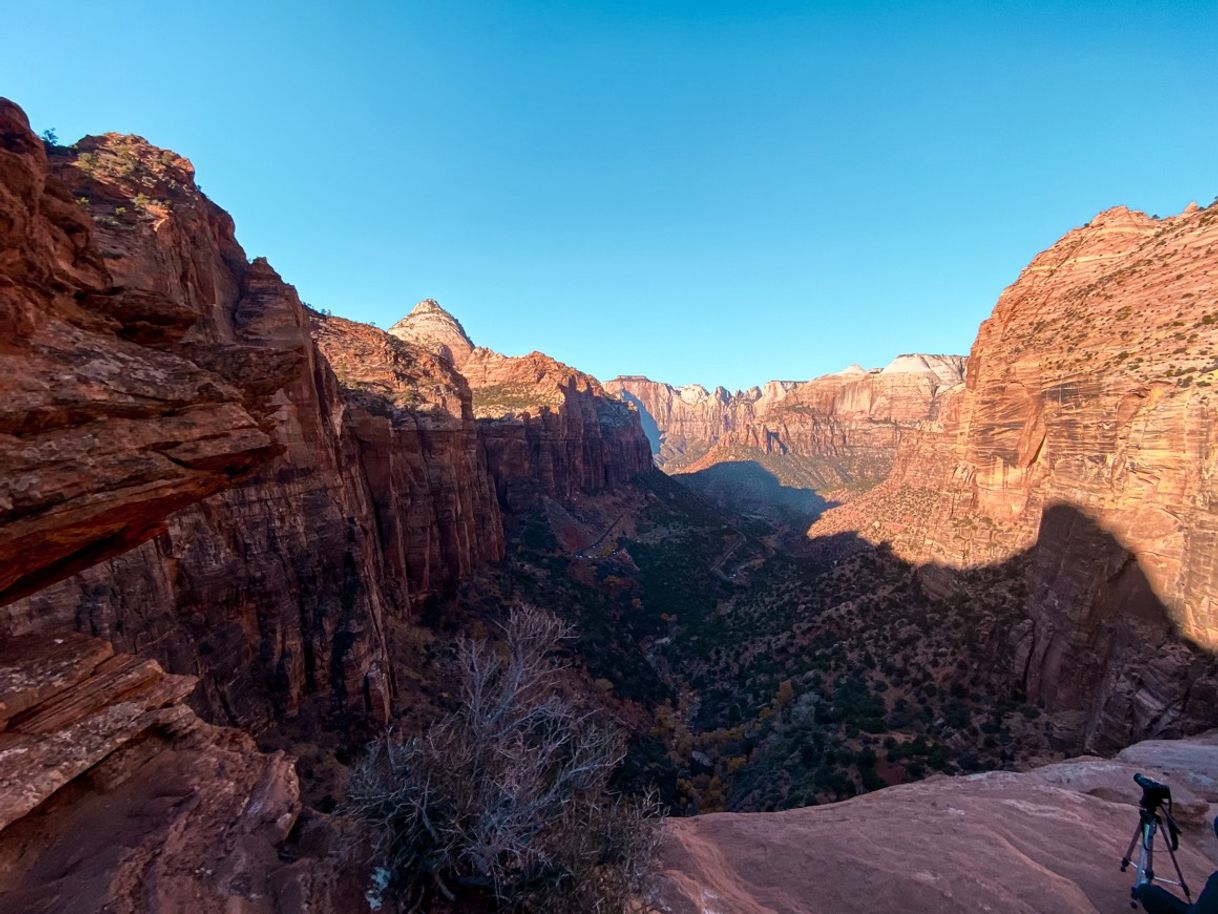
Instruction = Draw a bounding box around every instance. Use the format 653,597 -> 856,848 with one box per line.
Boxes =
409,298 -> 448,316
388,299 -> 475,368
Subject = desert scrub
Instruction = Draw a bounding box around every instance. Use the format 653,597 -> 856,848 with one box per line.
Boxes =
344,606 -> 661,913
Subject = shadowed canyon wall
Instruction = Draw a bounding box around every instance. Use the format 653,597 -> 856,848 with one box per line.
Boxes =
0,96 -> 654,913
463,348 -> 656,513
0,98 -> 368,913
811,203 -> 1218,750
0,106 -> 650,738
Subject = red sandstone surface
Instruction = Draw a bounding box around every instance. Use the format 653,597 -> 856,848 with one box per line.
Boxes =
0,100 -> 288,607
0,97 -> 653,914
607,354 -> 964,491
810,203 -> 1218,751
655,730 -> 1218,914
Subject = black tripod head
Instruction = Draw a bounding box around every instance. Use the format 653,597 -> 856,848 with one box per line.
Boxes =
1135,773 -> 1173,815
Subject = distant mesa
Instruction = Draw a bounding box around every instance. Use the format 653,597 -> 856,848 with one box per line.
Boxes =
388,298 -> 476,368
879,353 -> 967,383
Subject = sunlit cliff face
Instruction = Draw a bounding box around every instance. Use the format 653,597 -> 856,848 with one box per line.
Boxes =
810,202 -> 1218,677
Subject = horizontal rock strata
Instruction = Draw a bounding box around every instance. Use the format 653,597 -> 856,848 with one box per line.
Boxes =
810,203 -> 1218,751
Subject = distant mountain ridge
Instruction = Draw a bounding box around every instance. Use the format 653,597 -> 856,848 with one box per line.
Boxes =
605,355 -> 966,497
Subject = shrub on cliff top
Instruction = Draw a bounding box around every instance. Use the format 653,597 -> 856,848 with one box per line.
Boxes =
345,605 -> 660,913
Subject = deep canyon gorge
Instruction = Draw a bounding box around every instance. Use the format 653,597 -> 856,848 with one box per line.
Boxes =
2,95 -> 1218,913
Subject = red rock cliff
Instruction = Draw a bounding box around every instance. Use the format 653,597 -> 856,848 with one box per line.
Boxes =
607,354 -> 964,489
810,203 -> 1218,750
388,302 -> 656,513
463,348 -> 655,512
0,100 -> 288,607
0,98 -> 362,913
1,112 -> 503,735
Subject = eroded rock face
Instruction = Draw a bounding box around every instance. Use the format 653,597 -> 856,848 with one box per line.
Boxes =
310,312 -> 504,599
383,299 -> 655,513
0,99 -> 287,607
810,203 -> 1218,751
655,730 -> 1218,914
606,355 -> 964,490
388,298 -> 476,368
1,110 -> 503,736
463,348 -> 655,512
0,632 -> 363,914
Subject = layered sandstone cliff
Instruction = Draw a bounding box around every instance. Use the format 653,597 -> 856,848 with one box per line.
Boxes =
0,101 -> 287,607
2,102 -> 651,737
0,99 -> 363,913
0,107 -> 504,736
810,203 -> 1218,751
388,301 -> 655,513
463,348 -> 655,512
0,633 -> 363,913
607,354 -> 964,490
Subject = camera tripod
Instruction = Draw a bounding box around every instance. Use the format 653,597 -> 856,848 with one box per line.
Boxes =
1121,773 -> 1191,909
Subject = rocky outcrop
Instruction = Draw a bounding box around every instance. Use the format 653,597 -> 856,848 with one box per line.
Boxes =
0,99 -> 289,607
0,104 -> 503,736
463,348 -> 655,512
656,730 -> 1218,914
607,355 -> 964,490
310,312 -> 504,598
0,632 -> 362,914
384,300 -> 655,514
809,203 -> 1218,751
388,298 -> 476,368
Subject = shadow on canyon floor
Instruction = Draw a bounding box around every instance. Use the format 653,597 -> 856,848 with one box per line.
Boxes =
798,502 -> 1218,755
612,490 -> 1218,813
675,460 -> 834,527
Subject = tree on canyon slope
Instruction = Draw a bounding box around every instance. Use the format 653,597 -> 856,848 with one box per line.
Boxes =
345,605 -> 661,913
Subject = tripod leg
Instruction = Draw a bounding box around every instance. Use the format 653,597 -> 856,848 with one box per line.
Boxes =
1145,820 -> 1156,884
1122,822 -> 1144,871
1160,827 -> 1191,902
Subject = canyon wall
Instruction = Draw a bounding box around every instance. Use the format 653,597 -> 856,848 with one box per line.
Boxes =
0,99 -> 362,913
0,101 -> 286,607
1,116 -> 502,735
1,109 -> 652,737
810,203 -> 1218,751
607,354 -> 964,490
464,348 -> 656,512
0,97 -> 653,912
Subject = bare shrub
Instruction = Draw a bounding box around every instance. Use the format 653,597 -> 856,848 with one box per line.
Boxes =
345,605 -> 661,913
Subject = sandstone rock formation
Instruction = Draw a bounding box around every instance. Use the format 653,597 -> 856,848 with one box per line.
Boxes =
607,354 -> 964,491
809,203 -> 1218,752
388,297 -> 476,367
0,97 -> 536,912
0,103 -> 502,736
309,311 -> 504,602
655,730 -> 1218,914
0,99 -> 288,607
463,348 -> 655,512
1,100 -> 650,738
0,632 -> 363,913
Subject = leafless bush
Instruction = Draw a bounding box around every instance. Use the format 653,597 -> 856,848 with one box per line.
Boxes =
345,605 -> 661,913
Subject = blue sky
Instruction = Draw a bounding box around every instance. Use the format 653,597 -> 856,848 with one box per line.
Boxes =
5,1 -> 1215,390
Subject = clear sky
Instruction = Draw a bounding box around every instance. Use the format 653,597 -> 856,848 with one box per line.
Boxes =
5,1 -> 1216,390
